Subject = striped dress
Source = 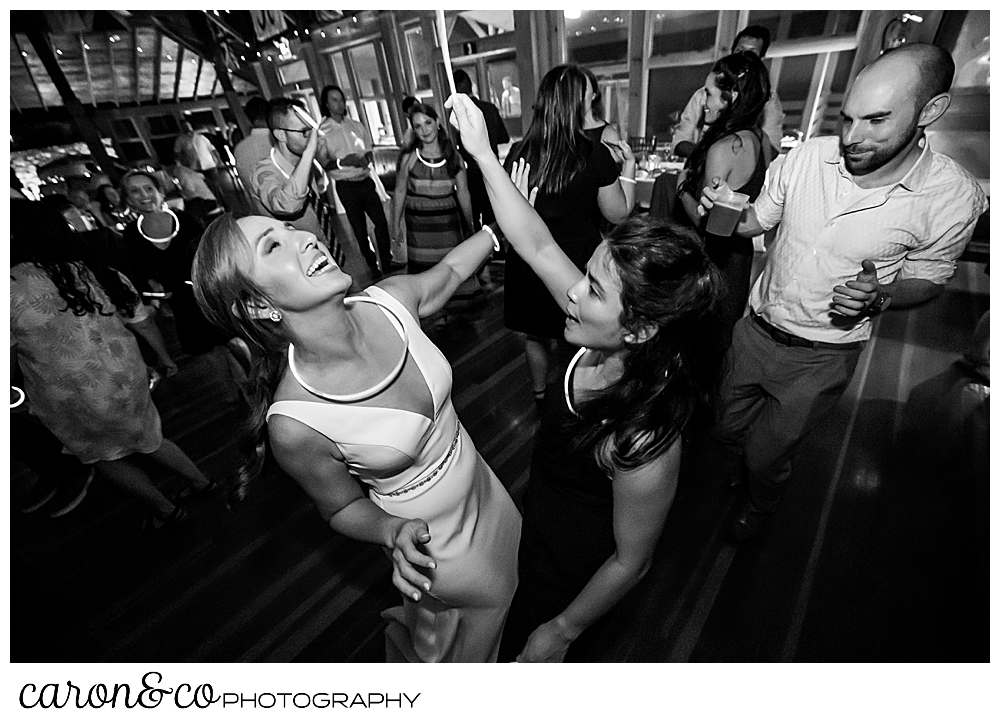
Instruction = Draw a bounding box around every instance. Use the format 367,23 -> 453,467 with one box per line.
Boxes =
404,150 -> 479,298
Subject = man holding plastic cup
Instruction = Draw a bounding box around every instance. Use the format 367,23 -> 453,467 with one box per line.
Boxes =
697,43 -> 987,543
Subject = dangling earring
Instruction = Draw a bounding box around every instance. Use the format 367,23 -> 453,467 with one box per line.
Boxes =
269,309 -> 283,323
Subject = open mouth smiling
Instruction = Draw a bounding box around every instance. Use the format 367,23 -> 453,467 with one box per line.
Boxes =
306,255 -> 333,277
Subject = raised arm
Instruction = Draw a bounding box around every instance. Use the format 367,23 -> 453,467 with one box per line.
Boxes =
516,438 -> 682,662
269,415 -> 436,601
378,227 -> 495,318
446,93 -> 582,304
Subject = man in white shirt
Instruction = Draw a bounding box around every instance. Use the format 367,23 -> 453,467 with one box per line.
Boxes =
318,85 -> 393,277
673,25 -> 784,159
249,97 -> 342,266
234,97 -> 273,195
698,43 -> 988,542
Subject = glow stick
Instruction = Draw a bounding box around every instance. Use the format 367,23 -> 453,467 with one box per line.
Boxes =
292,105 -> 325,136
435,10 -> 457,98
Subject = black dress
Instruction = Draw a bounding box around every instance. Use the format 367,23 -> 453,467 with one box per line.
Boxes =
124,210 -> 229,356
503,139 -> 619,339
498,351 -> 617,662
700,129 -> 767,341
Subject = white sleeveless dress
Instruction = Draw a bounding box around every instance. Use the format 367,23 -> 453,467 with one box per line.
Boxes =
266,286 -> 521,662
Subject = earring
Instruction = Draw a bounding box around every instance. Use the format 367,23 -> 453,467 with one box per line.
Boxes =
269,309 -> 283,323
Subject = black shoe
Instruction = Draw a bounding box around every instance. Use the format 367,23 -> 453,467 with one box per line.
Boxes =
727,500 -> 769,543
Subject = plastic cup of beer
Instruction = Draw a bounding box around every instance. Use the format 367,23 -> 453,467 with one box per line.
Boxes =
705,190 -> 749,236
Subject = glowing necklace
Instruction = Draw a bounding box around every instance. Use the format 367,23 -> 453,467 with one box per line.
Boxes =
137,208 -> 179,244
415,148 -> 447,168
287,296 -> 410,403
563,347 -> 589,417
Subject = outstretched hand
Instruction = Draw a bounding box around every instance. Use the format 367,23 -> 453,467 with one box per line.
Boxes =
508,158 -> 539,207
832,259 -> 880,317
389,518 -> 436,601
445,93 -> 492,162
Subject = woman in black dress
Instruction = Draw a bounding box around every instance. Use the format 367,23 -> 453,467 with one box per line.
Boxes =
451,94 -> 725,662
677,51 -> 771,344
503,64 -> 636,403
120,169 -> 232,358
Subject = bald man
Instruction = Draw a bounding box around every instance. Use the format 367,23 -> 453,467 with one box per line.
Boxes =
698,43 -> 988,542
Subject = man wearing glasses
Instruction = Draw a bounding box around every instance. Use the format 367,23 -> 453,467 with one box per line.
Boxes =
249,97 -> 343,267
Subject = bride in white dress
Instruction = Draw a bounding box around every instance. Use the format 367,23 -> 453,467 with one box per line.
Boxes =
192,210 -> 520,663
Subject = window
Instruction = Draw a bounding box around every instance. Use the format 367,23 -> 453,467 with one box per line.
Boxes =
349,43 -> 396,145
646,62 -> 714,140
566,11 -> 630,65
650,10 -> 718,56
405,26 -> 434,98
486,59 -> 521,120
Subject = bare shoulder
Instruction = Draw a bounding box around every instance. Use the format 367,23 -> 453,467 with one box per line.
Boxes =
710,131 -> 757,160
373,276 -> 421,319
601,124 -> 622,144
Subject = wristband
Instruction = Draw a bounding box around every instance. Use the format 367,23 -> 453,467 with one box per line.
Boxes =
483,223 -> 502,252
619,176 -> 636,185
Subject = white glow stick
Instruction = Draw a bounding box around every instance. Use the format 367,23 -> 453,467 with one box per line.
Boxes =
292,105 -> 325,136
435,10 -> 457,98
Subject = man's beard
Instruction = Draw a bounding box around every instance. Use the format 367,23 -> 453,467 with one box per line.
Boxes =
841,123 -> 919,176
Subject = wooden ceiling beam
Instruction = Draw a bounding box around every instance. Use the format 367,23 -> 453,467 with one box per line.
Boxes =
107,33 -> 120,106
12,34 -> 48,110
193,56 -> 203,101
173,46 -> 184,103
133,28 -> 141,104
153,30 -> 163,104
78,33 -> 96,106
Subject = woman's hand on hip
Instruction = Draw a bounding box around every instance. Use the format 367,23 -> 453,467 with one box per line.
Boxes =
389,518 -> 436,601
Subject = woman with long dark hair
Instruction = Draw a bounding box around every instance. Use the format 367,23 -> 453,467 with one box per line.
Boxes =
191,211 -> 520,662
391,102 -> 477,296
581,67 -> 621,145
504,64 -> 636,404
10,200 -> 215,530
451,94 -> 725,661
677,51 -> 771,341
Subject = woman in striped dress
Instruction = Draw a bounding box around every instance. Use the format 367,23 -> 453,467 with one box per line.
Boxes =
392,103 -> 477,297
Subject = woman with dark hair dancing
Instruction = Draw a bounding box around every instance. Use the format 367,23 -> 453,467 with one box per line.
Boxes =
504,64 -> 636,404
677,51 -> 771,341
450,94 -> 725,662
10,200 -> 214,530
191,209 -> 520,662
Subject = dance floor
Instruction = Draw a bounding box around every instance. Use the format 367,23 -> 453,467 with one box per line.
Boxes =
10,251 -> 988,663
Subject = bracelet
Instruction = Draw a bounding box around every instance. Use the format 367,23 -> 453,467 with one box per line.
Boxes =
483,223 -> 501,252
619,176 -> 636,185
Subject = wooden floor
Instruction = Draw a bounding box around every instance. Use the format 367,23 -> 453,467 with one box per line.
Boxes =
10,250 -> 989,663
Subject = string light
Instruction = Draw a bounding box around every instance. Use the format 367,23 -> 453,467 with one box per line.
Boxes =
83,43 -> 90,50
137,47 -> 143,53
55,48 -> 63,55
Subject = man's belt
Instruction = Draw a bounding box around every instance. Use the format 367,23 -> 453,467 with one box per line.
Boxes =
750,311 -> 864,350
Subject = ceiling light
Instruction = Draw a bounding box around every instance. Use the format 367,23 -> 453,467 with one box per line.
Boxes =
564,10 -> 581,19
